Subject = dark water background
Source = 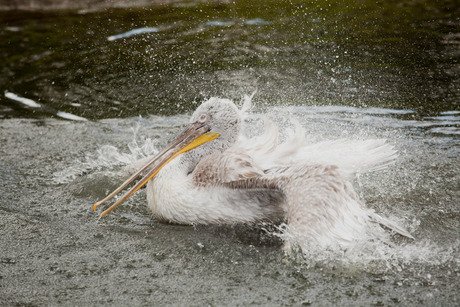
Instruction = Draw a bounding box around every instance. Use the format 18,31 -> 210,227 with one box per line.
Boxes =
1,1 -> 459,306
1,0 -> 458,119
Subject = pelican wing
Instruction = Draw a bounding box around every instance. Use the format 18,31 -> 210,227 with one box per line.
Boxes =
192,150 -> 265,187
236,118 -> 397,177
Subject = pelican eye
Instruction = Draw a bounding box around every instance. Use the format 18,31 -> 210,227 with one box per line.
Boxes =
199,114 -> 207,122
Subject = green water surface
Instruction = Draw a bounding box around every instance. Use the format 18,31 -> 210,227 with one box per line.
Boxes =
0,0 -> 458,120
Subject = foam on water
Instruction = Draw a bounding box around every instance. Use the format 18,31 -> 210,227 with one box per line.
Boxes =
205,20 -> 234,27
107,27 -> 160,41
5,91 -> 41,108
56,111 -> 88,121
244,18 -> 272,25
440,111 -> 460,115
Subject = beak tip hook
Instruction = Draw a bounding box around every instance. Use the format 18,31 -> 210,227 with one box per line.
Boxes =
93,202 -> 101,212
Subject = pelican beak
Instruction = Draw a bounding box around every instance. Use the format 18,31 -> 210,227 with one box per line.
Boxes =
92,122 -> 220,218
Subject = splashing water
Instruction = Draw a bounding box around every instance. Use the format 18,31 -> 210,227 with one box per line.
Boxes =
57,98 -> 459,271
274,222 -> 459,271
53,124 -> 158,184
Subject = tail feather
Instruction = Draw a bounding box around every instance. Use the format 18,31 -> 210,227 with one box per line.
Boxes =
370,212 -> 415,239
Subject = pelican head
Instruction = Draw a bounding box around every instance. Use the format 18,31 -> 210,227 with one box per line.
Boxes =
93,98 -> 242,217
187,97 -> 242,157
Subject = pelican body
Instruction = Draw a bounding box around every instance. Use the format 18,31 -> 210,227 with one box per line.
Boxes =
93,97 -> 413,251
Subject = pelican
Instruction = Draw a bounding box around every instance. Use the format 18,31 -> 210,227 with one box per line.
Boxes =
93,97 -> 413,251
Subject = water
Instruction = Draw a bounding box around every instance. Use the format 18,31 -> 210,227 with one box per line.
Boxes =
1,0 -> 458,119
1,1 -> 459,305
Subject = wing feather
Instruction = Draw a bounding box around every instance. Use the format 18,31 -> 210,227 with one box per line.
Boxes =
236,117 -> 397,177
192,151 -> 264,186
